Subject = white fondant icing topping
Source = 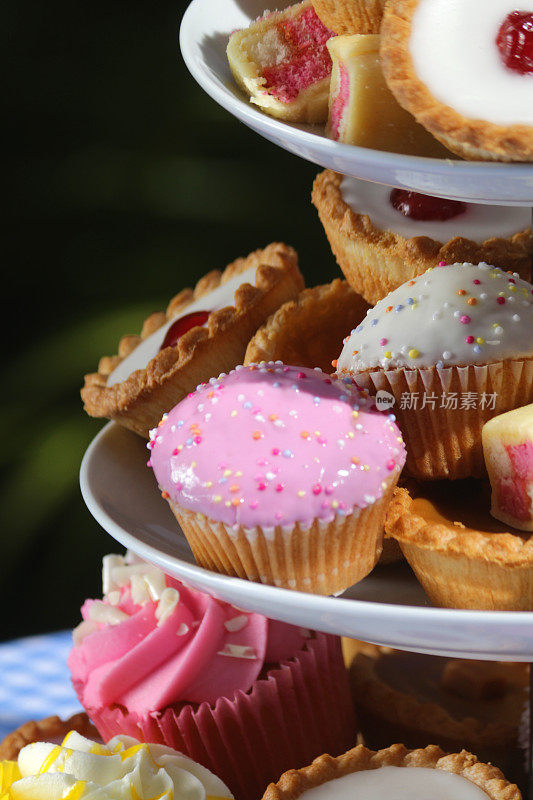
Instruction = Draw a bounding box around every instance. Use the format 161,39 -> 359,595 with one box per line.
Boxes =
107,266 -> 257,386
340,177 -> 531,242
410,0 -> 533,126
297,766 -> 489,800
337,262 -> 533,371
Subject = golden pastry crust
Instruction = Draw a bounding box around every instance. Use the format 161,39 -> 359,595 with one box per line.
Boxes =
227,1 -> 332,124
312,170 -> 532,304
0,713 -> 98,760
244,279 -> 370,374
385,485 -> 533,610
81,243 -> 304,438
312,0 -> 386,35
262,743 -> 521,800
349,650 -> 526,751
380,0 -> 533,162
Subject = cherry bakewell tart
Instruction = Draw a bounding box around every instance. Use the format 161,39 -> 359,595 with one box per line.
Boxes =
347,645 -> 529,793
326,35 -> 451,156
311,0 -> 387,35
380,0 -> 533,161
385,479 -> 533,610
81,243 -> 304,438
312,170 -> 532,304
261,743 -> 521,800
227,1 -> 336,123
244,279 -> 370,373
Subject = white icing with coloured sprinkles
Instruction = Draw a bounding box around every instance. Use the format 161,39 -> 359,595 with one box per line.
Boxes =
337,262 -> 533,372
296,766 -> 490,800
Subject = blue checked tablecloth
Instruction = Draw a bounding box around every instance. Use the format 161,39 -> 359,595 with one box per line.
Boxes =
0,631 -> 82,740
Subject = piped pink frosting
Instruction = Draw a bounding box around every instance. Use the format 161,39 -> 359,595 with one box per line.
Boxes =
68,558 -> 309,716
149,363 -> 405,528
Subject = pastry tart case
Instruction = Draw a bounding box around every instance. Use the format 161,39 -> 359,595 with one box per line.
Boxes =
78,0 -> 533,795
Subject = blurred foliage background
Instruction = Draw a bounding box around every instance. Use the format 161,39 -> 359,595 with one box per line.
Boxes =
2,0 -> 339,641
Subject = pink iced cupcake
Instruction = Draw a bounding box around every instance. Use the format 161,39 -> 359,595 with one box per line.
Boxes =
149,363 -> 405,595
68,554 -> 356,800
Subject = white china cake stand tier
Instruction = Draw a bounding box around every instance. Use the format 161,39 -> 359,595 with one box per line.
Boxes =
179,0 -> 533,206
80,422 -> 533,663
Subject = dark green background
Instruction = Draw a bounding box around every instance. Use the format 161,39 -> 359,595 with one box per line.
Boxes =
2,0 -> 339,641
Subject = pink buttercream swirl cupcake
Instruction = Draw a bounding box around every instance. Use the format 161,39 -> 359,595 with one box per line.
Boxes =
149,362 -> 405,594
68,554 -> 356,800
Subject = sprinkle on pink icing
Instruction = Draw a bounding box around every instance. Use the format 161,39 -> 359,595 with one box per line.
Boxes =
262,8 -> 334,103
328,62 -> 349,140
149,364 -> 405,528
68,560 -> 309,716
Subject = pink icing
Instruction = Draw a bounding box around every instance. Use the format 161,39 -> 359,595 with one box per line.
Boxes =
262,8 -> 335,103
149,363 -> 405,528
328,62 -> 350,140
68,567 -> 309,716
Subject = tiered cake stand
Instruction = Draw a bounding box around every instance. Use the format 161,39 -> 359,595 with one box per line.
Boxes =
80,0 -> 533,793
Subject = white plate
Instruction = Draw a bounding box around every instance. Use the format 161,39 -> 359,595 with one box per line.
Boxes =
80,422 -> 533,661
179,0 -> 533,206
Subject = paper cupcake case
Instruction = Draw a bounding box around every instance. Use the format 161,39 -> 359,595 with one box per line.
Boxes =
170,480 -> 397,595
76,634 -> 356,800
354,358 -> 533,480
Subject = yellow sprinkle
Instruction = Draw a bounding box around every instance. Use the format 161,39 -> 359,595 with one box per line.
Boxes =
352,411 -> 359,418
223,469 -> 232,477
410,303 -> 418,310
297,490 -> 306,498
231,410 -> 237,417
408,348 -> 419,359
38,745 -> 63,774
347,431 -> 354,439
331,500 -> 339,509
191,461 -> 197,468
363,465 -> 370,471
64,782 -> 88,800
509,285 -> 517,292
213,495 -> 222,503
384,351 -> 392,359
225,501 -> 231,507
205,481 -> 213,488
476,337 -> 484,345
235,470 -> 243,477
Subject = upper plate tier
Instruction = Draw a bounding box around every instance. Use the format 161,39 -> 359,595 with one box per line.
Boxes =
179,0 -> 533,205
80,422 -> 533,662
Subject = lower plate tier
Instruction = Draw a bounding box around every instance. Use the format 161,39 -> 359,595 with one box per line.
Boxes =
80,422 -> 533,661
